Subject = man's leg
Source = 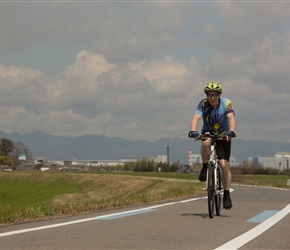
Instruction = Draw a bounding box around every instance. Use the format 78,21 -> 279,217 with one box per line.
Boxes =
219,159 -> 232,209
198,139 -> 211,182
219,159 -> 231,190
201,139 -> 211,163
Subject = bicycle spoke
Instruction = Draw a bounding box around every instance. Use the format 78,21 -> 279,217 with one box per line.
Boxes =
207,163 -> 214,218
215,167 -> 222,216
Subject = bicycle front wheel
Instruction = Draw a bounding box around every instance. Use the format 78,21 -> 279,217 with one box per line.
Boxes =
207,162 -> 215,218
215,166 -> 222,216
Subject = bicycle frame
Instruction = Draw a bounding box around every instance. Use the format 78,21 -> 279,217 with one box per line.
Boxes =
206,140 -> 220,194
196,133 -> 225,218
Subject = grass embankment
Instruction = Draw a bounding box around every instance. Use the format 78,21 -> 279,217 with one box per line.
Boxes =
0,172 -> 289,226
0,172 -> 204,226
232,174 -> 290,189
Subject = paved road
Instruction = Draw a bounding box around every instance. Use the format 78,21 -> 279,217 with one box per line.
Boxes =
0,184 -> 289,249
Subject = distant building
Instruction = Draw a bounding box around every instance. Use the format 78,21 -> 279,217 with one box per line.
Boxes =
275,151 -> 290,158
151,155 -> 167,163
35,154 -> 168,167
248,151 -> 290,170
188,150 -> 236,167
189,153 -> 202,166
34,156 -> 45,164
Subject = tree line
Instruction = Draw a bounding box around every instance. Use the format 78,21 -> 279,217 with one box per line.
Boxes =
123,158 -> 180,172
0,138 -> 32,169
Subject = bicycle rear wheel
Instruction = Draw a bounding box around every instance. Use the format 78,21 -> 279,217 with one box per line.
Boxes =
207,162 -> 215,218
215,166 -> 222,216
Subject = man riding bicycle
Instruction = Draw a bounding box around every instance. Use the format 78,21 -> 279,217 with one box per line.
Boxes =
188,82 -> 236,210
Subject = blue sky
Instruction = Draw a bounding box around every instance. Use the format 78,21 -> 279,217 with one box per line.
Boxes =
0,44 -> 83,74
1,0 -> 290,143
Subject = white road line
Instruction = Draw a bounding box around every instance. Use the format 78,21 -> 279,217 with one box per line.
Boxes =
0,196 -> 206,237
215,203 -> 290,250
233,183 -> 289,191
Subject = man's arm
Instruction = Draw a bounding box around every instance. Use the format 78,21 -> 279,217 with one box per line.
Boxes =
227,112 -> 236,132
191,113 -> 202,131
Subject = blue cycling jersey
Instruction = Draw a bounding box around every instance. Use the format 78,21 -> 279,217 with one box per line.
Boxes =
195,97 -> 235,135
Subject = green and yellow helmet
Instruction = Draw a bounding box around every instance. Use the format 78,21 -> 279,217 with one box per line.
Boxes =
204,82 -> 223,94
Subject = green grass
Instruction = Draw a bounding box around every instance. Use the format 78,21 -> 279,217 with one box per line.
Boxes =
0,171 -> 289,226
0,172 -> 204,225
232,174 -> 290,189
0,177 -> 75,207
0,172 -> 82,224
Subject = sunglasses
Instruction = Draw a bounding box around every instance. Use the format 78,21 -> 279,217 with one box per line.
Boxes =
207,94 -> 219,98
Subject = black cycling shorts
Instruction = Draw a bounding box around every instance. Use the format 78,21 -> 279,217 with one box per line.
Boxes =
216,140 -> 231,161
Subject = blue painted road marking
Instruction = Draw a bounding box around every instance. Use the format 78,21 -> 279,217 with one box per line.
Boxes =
246,210 -> 279,223
95,209 -> 158,220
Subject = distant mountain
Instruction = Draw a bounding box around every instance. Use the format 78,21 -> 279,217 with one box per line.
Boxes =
0,130 -> 289,164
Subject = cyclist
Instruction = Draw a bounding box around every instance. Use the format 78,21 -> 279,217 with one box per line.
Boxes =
188,82 -> 236,210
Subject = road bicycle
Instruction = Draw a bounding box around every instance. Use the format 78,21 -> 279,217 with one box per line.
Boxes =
195,133 -> 228,218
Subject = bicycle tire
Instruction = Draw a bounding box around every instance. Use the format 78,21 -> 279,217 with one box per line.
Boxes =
207,162 -> 215,218
215,166 -> 222,216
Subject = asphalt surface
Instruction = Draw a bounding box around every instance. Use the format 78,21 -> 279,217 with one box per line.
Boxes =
0,184 -> 289,250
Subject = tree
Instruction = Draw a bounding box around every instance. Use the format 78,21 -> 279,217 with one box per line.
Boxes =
0,155 -> 13,166
133,158 -> 155,172
0,138 -> 15,156
9,141 -> 33,167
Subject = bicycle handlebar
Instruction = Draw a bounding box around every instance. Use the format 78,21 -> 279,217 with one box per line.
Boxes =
194,133 -> 235,142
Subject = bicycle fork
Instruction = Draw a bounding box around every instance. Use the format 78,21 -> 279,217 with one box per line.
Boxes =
206,145 -> 217,191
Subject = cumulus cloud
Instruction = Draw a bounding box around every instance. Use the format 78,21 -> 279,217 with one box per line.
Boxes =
0,1 -> 290,143
0,65 -> 45,109
0,50 -> 197,140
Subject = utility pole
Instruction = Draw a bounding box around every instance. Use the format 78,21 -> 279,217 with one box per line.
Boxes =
166,145 -> 169,165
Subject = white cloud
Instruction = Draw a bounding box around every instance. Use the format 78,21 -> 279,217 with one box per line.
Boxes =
0,65 -> 45,109
0,2 -> 290,144
63,51 -> 115,80
128,56 -> 190,96
0,51 -> 192,140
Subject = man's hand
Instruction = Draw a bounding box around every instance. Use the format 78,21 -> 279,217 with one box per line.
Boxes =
188,131 -> 200,138
225,131 -> 236,141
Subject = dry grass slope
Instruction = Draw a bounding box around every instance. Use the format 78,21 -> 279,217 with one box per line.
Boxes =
0,172 -> 204,225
